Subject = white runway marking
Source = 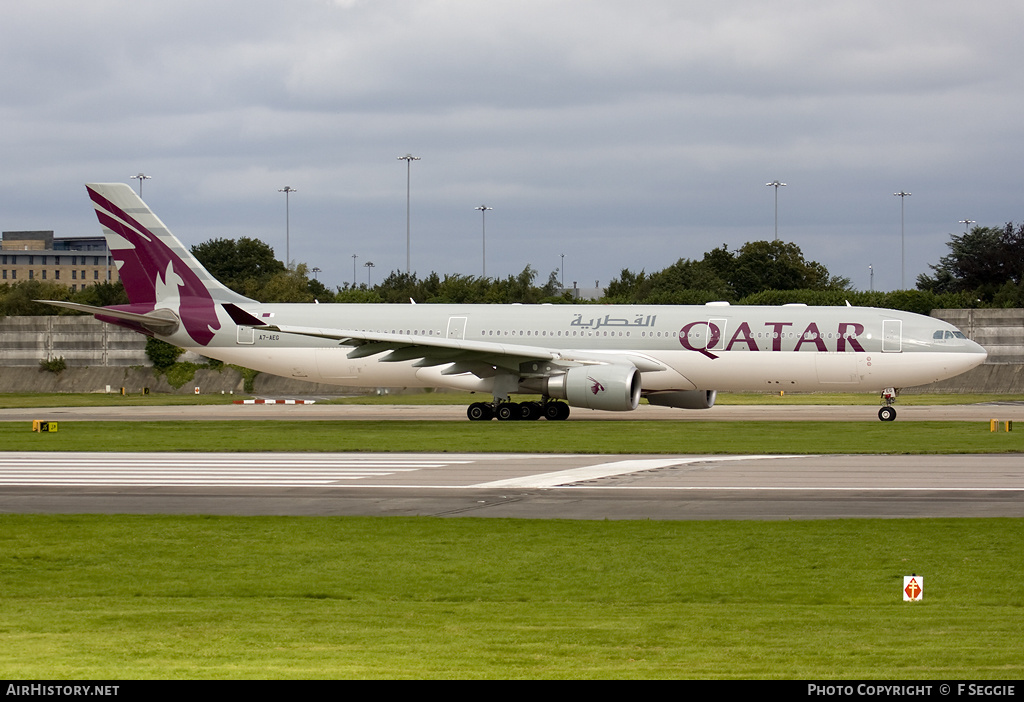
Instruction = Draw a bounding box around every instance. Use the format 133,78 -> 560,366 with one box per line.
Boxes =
471,456 -> 801,488
0,453 -> 796,489
0,452 -> 473,487
471,456 -> 798,489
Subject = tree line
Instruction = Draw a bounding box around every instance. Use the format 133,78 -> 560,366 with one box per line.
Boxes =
3,230 -> 1019,317
915,222 -> 1024,306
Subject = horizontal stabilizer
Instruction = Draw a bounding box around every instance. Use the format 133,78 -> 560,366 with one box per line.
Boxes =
34,300 -> 180,335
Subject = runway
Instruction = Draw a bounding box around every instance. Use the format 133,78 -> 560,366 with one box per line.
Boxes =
3,400 -> 1024,424
2,450 -> 1021,520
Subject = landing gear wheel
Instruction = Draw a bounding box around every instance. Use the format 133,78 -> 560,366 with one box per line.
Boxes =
520,402 -> 542,421
467,403 -> 493,421
878,406 -> 897,422
496,403 -> 520,421
544,402 -> 570,421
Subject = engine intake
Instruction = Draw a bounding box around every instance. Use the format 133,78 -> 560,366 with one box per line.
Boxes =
541,365 -> 641,412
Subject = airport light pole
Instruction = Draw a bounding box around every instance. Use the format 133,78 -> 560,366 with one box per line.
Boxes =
397,154 -> 420,274
365,260 -> 375,286
766,181 -> 786,241
560,253 -> 565,288
894,191 -> 911,289
959,219 -> 975,234
131,173 -> 151,197
278,186 -> 297,266
475,205 -> 492,278
311,267 -> 321,280
352,254 -> 358,287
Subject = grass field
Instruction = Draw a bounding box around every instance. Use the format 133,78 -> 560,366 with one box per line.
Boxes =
2,392 -> 1021,679
3,419 -> 1022,454
2,515 -> 1021,679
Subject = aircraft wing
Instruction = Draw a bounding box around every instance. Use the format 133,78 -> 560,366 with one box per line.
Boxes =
234,307 -> 668,379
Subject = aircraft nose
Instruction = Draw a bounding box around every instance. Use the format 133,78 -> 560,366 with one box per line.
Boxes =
964,339 -> 988,367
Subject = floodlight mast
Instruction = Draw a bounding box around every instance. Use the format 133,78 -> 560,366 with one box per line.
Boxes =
130,173 -> 151,197
278,186 -> 297,266
894,191 -> 911,289
397,154 -> 421,274
475,205 -> 492,277
766,181 -> 786,241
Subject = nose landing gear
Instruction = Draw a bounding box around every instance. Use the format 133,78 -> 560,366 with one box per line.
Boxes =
878,387 -> 898,421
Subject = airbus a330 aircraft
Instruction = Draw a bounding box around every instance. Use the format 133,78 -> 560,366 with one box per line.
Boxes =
42,183 -> 987,421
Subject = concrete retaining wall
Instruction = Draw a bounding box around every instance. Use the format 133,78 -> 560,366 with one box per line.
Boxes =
904,363 -> 1024,394
931,309 -> 1024,364
0,364 -> 391,396
0,315 -> 148,367
0,365 -> 240,395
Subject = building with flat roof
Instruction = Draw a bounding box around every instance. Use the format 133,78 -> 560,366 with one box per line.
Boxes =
1,231 -> 118,290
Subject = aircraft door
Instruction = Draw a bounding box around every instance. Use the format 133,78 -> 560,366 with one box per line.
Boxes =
236,325 -> 255,345
708,318 -> 728,352
882,320 -> 902,352
447,316 -> 467,340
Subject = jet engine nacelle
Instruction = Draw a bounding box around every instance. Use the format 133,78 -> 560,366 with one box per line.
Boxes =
542,365 -> 641,412
645,389 -> 717,410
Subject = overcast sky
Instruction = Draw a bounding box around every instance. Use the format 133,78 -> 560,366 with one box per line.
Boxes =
3,1 -> 1022,293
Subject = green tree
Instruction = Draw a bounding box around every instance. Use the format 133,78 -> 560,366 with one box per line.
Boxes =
191,237 -> 286,295
71,280 -> 128,307
259,264 -> 317,303
653,257 -> 732,299
601,241 -> 846,304
334,284 -> 383,303
190,237 -> 337,302
145,337 -> 183,371
488,265 -> 550,303
307,277 -> 333,301
603,269 -> 654,303
0,281 -> 71,316
729,240 -> 846,298
917,224 -> 1024,299
374,271 -> 422,303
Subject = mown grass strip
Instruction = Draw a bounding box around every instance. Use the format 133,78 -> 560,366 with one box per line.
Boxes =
2,419 -> 1022,454
1,515 -> 1021,679
0,393 -> 241,408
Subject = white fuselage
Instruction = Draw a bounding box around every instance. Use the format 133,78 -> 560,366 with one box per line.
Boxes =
162,302 -> 988,396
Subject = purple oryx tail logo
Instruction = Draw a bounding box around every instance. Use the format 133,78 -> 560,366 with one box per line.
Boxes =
588,376 -> 605,395
87,185 -> 221,346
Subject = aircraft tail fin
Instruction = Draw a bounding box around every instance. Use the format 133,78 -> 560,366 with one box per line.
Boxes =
86,183 -> 253,308
86,183 -> 254,346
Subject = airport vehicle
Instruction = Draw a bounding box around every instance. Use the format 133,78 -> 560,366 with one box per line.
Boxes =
42,183 -> 987,421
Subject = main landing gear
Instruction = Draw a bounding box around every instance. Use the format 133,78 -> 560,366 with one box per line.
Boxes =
878,387 -> 898,422
467,399 -> 571,421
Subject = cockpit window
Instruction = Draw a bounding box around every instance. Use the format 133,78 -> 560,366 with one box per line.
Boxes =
934,329 -> 968,340
933,330 -> 944,339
